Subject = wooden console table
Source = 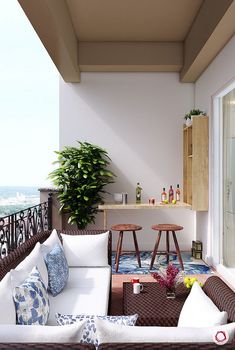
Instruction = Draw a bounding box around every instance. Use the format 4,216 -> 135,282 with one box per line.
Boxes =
98,202 -> 191,229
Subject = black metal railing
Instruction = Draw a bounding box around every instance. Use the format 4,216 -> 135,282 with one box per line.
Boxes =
0,194 -> 52,258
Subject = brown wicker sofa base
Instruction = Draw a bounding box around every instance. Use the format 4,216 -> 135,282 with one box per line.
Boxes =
99,344 -> 235,350
1,344 -> 233,350
0,344 -> 95,350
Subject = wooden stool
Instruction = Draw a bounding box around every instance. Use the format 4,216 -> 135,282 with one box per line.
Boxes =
150,224 -> 184,270
111,224 -> 142,272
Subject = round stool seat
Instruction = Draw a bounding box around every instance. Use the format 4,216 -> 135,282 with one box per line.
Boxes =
111,224 -> 142,232
152,224 -> 183,231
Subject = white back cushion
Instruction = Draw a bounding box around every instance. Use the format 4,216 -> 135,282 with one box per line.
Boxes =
42,229 -> 62,251
0,321 -> 85,342
0,273 -> 16,324
61,231 -> 109,266
96,318 -> 235,344
178,281 -> 227,327
14,242 -> 48,288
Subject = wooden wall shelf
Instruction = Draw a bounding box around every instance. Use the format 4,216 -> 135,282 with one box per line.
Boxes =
98,202 -> 192,228
99,202 -> 191,210
183,116 -> 209,211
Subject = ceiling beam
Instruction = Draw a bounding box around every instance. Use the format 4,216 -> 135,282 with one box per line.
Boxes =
18,0 -> 80,82
181,0 -> 235,82
78,42 -> 183,72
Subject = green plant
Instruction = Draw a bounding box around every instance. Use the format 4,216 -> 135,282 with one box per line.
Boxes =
184,109 -> 206,120
49,141 -> 115,229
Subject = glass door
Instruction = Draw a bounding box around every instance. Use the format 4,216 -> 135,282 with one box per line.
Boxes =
223,89 -> 235,267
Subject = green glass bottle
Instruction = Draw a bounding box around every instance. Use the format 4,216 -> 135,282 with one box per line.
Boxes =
136,182 -> 142,204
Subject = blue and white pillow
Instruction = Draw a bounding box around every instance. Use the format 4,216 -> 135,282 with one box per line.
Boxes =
56,313 -> 138,347
13,266 -> 49,325
44,244 -> 69,296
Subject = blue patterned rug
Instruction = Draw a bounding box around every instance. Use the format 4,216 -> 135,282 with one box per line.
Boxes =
112,251 -> 212,275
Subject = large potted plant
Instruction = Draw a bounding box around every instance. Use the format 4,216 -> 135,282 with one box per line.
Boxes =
49,141 -> 115,229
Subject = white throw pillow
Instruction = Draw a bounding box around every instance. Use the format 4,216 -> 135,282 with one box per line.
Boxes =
178,281 -> 228,327
15,242 -> 48,288
42,229 -> 63,251
96,318 -> 235,344
0,321 -> 86,342
0,272 -> 16,324
61,231 -> 109,266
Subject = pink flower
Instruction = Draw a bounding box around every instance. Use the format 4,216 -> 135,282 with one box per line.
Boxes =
151,263 -> 182,289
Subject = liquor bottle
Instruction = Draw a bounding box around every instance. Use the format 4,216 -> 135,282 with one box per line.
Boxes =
136,182 -> 142,204
168,185 -> 174,203
176,184 -> 181,201
161,187 -> 167,202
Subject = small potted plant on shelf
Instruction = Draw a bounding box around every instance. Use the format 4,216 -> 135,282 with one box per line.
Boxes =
184,109 -> 206,127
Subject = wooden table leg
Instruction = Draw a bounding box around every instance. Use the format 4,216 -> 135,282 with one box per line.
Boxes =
166,230 -> 170,264
115,231 -> 123,272
150,231 -> 162,269
172,231 -> 184,270
133,231 -> 141,267
115,233 -> 121,265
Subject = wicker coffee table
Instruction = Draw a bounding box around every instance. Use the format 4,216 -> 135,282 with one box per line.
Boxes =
123,282 -> 189,326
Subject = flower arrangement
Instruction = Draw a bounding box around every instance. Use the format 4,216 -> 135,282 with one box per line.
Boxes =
151,264 -> 183,290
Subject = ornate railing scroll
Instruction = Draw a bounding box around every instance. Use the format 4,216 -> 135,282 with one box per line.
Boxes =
0,194 -> 52,258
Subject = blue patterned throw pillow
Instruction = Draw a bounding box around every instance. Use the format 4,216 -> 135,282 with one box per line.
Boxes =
13,266 -> 49,325
44,244 -> 69,296
56,313 -> 138,347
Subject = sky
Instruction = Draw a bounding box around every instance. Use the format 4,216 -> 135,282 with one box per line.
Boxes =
0,0 -> 59,187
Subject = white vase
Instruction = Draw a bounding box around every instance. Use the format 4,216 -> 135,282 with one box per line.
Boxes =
186,118 -> 192,127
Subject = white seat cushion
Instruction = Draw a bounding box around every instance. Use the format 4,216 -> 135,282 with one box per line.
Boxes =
0,321 -> 85,342
47,266 -> 111,325
0,272 -> 16,324
96,319 -> 235,345
61,231 -> 109,267
178,281 -> 228,327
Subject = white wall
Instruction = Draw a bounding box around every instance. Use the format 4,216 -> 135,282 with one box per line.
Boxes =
195,34 -> 235,263
60,72 -> 195,251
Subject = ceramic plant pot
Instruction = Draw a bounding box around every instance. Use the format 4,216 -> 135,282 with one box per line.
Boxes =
185,118 -> 192,127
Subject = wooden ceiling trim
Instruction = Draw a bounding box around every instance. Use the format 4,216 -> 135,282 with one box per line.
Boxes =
78,42 -> 183,72
181,0 -> 235,82
18,0 -> 80,82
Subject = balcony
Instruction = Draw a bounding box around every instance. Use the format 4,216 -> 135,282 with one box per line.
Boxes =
0,193 -> 52,258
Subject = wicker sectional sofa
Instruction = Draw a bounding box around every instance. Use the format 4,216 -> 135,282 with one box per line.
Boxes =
0,229 -> 111,349
0,229 -> 235,349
